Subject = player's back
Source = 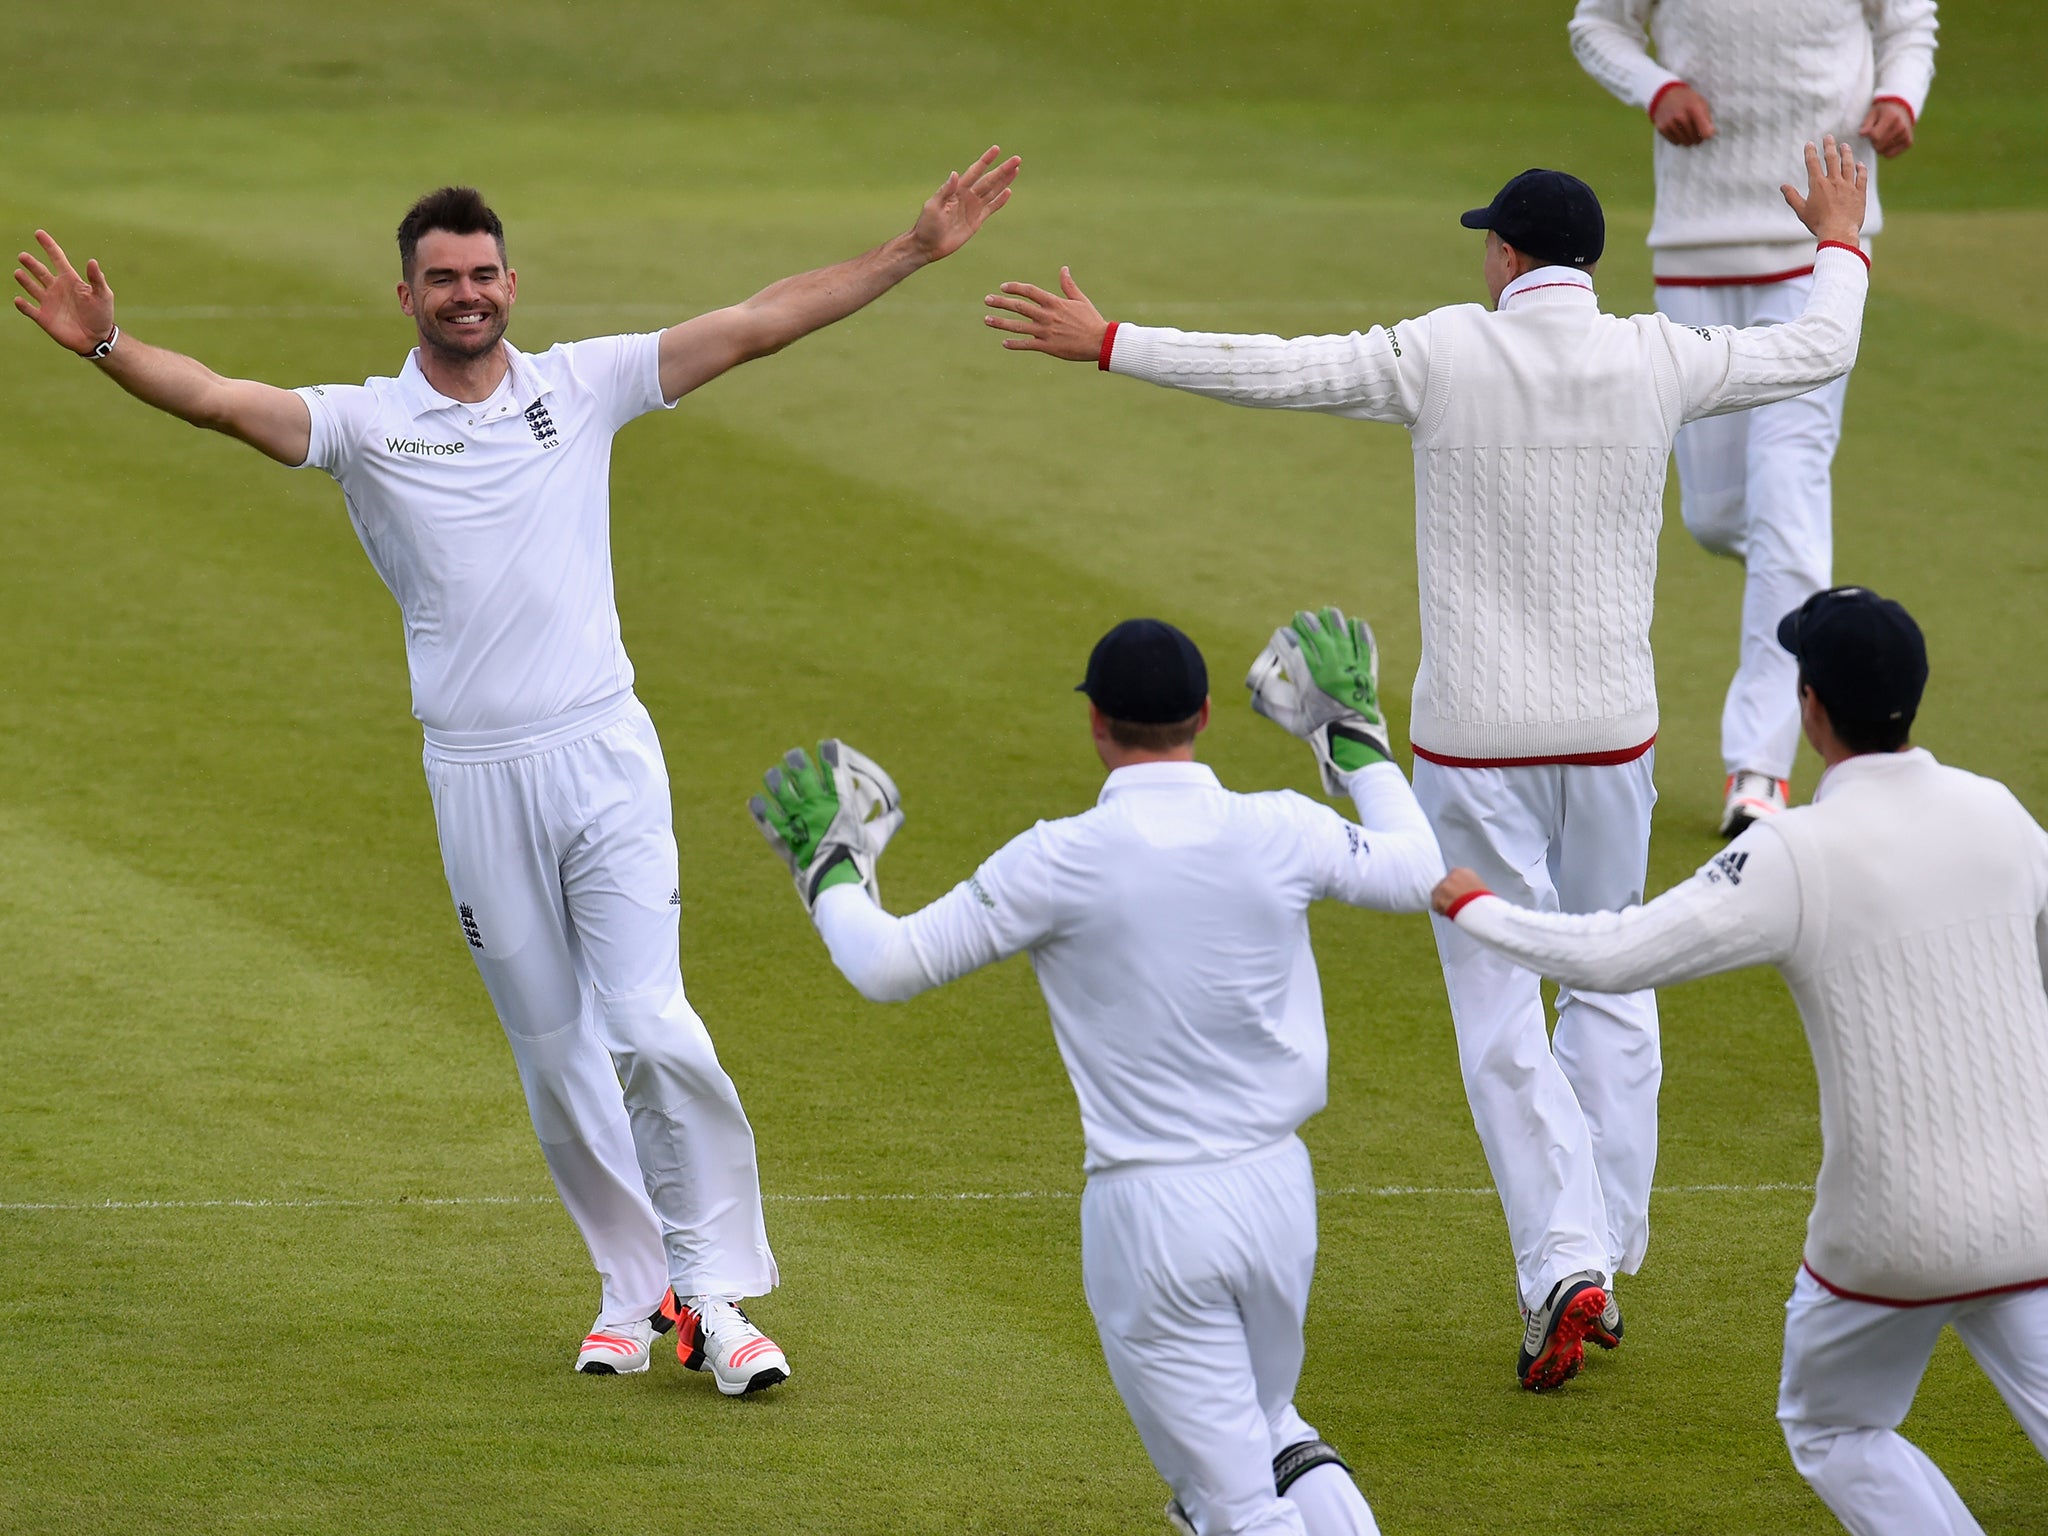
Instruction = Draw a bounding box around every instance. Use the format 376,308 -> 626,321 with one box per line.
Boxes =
1407,278 -> 1679,763
1020,764 -> 1341,1173
1762,749 -> 2048,1299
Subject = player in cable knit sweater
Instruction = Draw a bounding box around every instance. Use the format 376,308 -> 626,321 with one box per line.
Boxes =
985,142 -> 1873,1391
1434,586 -> 2048,1536
1571,0 -> 1939,836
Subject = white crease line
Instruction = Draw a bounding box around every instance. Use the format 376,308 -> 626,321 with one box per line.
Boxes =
0,1183 -> 1808,1214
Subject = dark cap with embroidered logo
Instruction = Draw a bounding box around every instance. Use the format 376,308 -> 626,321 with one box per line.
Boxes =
1077,619 -> 1209,723
1776,586 -> 1928,725
1460,169 -> 1606,268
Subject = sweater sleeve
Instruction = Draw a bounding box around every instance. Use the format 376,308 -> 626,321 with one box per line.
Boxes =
1866,0 -> 1939,121
1568,0 -> 1680,113
1668,245 -> 1869,421
1104,317 -> 1432,427
1306,762 -> 1447,913
1450,824 -> 1801,992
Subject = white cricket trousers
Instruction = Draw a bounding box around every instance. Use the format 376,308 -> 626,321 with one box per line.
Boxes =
422,691 -> 778,1327
1777,1268 -> 2048,1535
1660,276 -> 1851,781
1414,754 -> 1661,1313
1081,1138 -> 1379,1536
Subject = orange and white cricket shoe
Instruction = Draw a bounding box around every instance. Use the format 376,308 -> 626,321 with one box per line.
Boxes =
660,1291 -> 790,1396
575,1317 -> 661,1375
1719,770 -> 1789,837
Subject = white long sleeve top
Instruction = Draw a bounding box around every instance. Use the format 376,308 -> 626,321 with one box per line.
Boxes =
1104,250 -> 1868,763
812,759 -> 1445,1175
1448,748 -> 2048,1304
1570,0 -> 1939,279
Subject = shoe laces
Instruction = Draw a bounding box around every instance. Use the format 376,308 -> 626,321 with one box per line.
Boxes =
685,1296 -> 757,1344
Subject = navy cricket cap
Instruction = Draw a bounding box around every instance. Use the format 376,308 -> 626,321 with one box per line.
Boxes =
1461,169 -> 1606,268
1776,586 -> 1928,725
1077,619 -> 1209,723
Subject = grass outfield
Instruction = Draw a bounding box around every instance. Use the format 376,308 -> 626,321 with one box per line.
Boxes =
3,4 -> 2045,1532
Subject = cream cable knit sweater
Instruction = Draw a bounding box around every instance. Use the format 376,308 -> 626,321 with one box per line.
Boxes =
1105,249 -> 1868,762
1453,749 -> 2048,1303
1571,0 -> 1938,278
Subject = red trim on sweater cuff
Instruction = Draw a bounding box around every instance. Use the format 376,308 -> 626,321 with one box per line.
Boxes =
1654,265 -> 1815,289
1411,736 -> 1656,770
1443,890 -> 1494,921
1816,240 -> 1871,270
1646,80 -> 1687,118
1802,1260 -> 2048,1309
1870,93 -> 1918,125
1097,321 -> 1120,371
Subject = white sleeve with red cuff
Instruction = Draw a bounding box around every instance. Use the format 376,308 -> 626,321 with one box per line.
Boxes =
1101,317 -> 1433,428
1450,822 -> 1801,993
1868,0 -> 1939,122
1568,0 -> 1682,113
1664,244 -> 1869,421
1312,761 -> 1445,913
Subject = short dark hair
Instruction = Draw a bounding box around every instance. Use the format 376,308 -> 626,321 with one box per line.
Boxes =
1103,710 -> 1203,752
397,186 -> 506,278
1804,674 -> 1914,755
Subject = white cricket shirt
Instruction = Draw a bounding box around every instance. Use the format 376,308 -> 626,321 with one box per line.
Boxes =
295,334 -> 673,734
812,760 -> 1445,1173
1449,748 -> 2048,1303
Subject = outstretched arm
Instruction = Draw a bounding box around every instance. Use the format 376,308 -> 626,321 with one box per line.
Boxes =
656,146 -> 1020,404
1673,138 -> 1871,421
1431,825 -> 1800,994
14,231 -> 311,466
985,267 -> 1432,427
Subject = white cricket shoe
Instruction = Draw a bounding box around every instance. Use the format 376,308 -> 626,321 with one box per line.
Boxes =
575,1317 -> 659,1375
1164,1497 -> 1198,1535
1719,771 -> 1788,837
661,1291 -> 790,1396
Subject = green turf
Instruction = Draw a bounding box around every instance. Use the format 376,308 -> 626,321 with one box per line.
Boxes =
3,4 -> 2045,1532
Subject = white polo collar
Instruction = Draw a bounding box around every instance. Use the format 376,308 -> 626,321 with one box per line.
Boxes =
1098,760 -> 1221,803
396,341 -> 554,422
1498,264 -> 1597,310
1812,746 -> 1933,802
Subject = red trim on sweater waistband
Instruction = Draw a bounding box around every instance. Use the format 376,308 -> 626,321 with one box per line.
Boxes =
1443,890 -> 1494,921
1646,80 -> 1687,119
1802,1260 -> 2048,1309
1411,736 -> 1656,770
1816,240 -> 1871,269
1871,93 -> 1918,125
1097,321 -> 1120,371
1654,265 -> 1815,289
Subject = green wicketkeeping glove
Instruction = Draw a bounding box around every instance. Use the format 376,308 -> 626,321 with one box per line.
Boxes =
1244,605 -> 1394,795
748,740 -> 905,912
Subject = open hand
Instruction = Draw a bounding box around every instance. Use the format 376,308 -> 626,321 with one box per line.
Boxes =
1431,869 -> 1490,917
983,267 -> 1107,362
1652,82 -> 1716,147
1859,98 -> 1915,158
1781,135 -> 1869,247
13,230 -> 115,355
909,146 -> 1021,264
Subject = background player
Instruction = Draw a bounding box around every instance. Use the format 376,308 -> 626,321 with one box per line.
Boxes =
1570,0 -> 1939,834
983,142 -> 1870,1388
750,614 -> 1443,1536
1433,586 -> 2048,1536
11,146 -> 1020,1389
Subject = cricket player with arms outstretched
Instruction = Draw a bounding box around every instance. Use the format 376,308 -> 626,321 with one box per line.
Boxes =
1570,0 -> 1938,835
12,146 -> 1020,1390
1434,586 -> 2048,1536
751,614 -> 1443,1536
985,142 -> 1872,1388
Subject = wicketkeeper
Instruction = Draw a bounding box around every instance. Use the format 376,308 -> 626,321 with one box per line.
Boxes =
750,614 -> 1444,1536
